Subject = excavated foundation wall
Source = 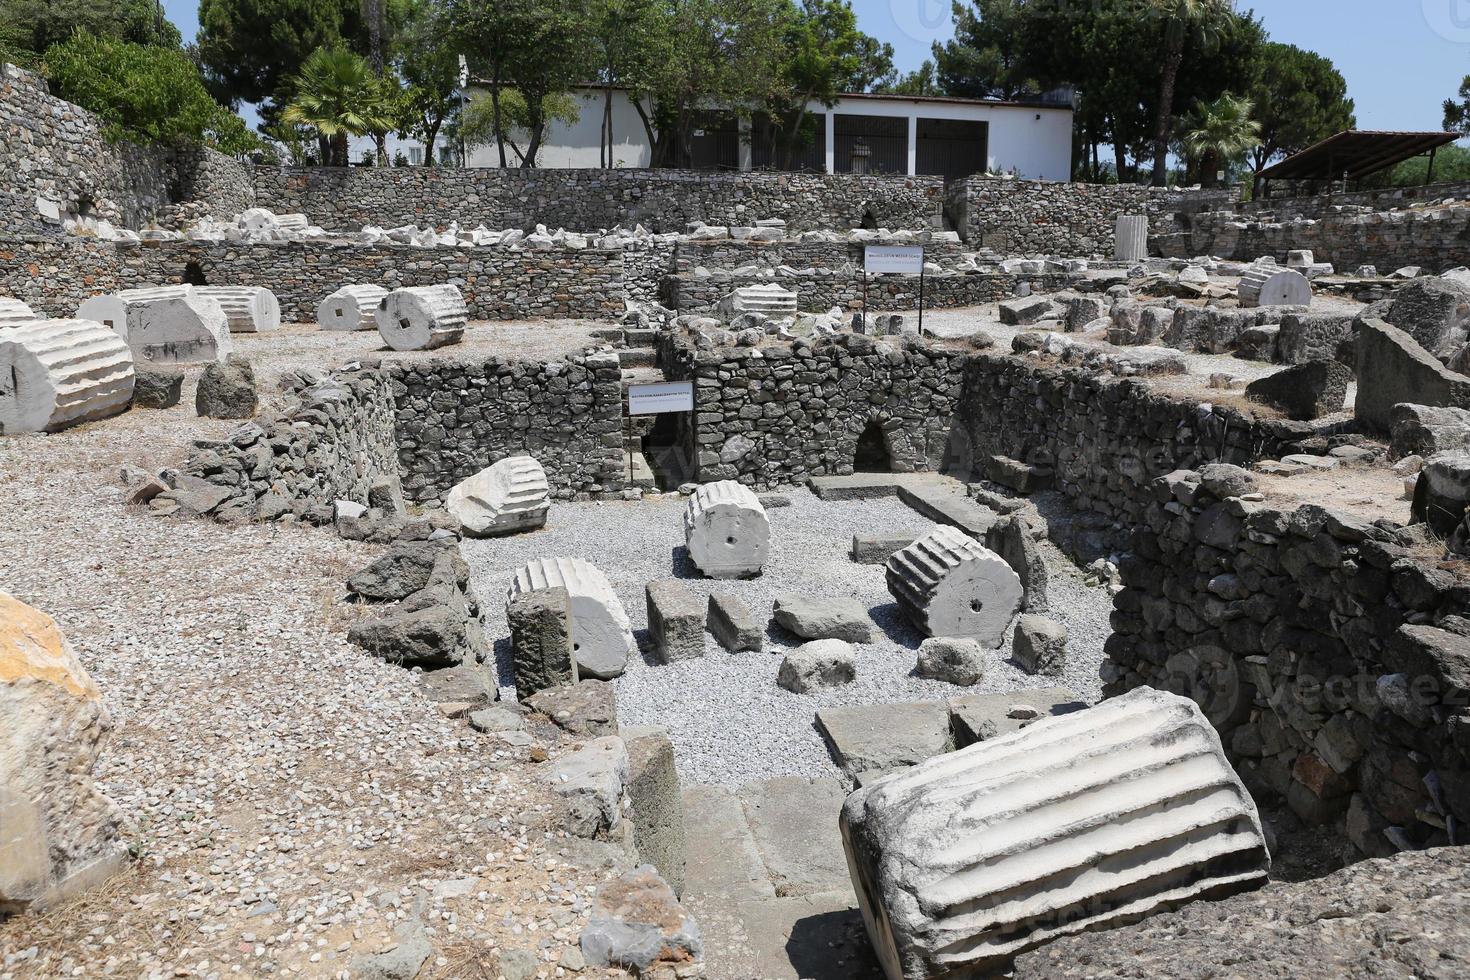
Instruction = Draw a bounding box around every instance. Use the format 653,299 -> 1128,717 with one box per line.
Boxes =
390,353 -> 628,505
180,369 -> 400,522
954,352 -> 1469,863
251,166 -> 947,233
656,332 -> 966,489
664,270 -> 1071,313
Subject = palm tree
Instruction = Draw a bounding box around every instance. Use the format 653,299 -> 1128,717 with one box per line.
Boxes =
1179,93 -> 1259,187
1148,0 -> 1236,187
281,47 -> 397,167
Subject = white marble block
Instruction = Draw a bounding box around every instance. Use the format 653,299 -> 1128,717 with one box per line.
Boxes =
885,524 -> 1022,648
840,687 -> 1271,979
195,286 -> 281,333
507,558 -> 635,680
0,297 -> 36,331
1113,215 -> 1149,262
717,283 -> 798,317
376,285 -> 467,350
683,480 -> 770,578
76,285 -> 192,340
317,285 -> 389,331
0,592 -> 128,913
0,319 -> 135,434
125,292 -> 232,365
1238,265 -> 1312,308
447,456 -> 551,537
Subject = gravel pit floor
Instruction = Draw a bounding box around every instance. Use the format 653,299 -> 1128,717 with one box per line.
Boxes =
0,401 -> 609,979
464,488 -> 1111,788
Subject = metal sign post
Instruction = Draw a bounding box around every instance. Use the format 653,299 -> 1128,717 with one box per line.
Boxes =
863,245 -> 925,335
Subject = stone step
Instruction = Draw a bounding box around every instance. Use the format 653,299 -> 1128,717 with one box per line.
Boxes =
894,484 -> 999,538
620,366 -> 667,388
624,450 -> 656,488
806,471 -> 962,502
618,348 -> 656,369
624,328 -> 657,347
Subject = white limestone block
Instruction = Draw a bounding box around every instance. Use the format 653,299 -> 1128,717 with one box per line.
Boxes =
446,456 -> 551,537
317,285 -> 389,332
507,558 -> 635,680
0,297 -> 36,331
125,293 -> 232,365
885,525 -> 1022,648
375,284 -> 467,351
683,480 -> 770,578
194,286 -> 281,333
0,319 -> 135,434
717,283 -> 798,317
840,687 -> 1270,979
76,285 -> 191,340
1239,265 -> 1312,308
0,592 -> 128,912
1113,215 -> 1149,261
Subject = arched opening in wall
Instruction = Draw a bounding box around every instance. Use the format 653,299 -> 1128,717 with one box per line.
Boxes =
859,208 -> 879,231
183,262 -> 207,286
854,420 -> 893,472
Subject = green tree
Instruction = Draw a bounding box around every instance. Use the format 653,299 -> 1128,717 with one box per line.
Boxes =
1444,77 -> 1470,137
197,0 -> 361,118
280,45 -> 396,166
394,0 -> 460,166
1146,0 -> 1237,186
1178,93 -> 1258,187
1248,42 -> 1354,194
932,0 -> 1038,101
460,88 -> 579,164
878,61 -> 939,97
587,0 -> 670,168
0,0 -> 179,65
44,30 -> 257,154
448,0 -> 593,167
767,0 -> 893,168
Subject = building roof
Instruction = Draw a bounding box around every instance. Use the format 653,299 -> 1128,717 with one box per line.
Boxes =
1258,130 -> 1459,182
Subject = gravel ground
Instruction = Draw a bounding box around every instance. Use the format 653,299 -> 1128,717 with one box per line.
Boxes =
0,392 -> 609,979
463,489 -> 1111,788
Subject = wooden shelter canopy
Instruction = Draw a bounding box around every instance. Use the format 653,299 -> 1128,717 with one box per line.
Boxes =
1258,130 -> 1458,182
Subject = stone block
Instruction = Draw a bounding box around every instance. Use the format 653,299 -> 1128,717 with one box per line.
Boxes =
376,284 -> 466,351
1356,318 -> 1470,432
777,639 -> 856,693
645,580 -> 706,664
740,777 -> 851,897
317,284 -> 388,331
947,687 -> 1087,748
195,286 -> 281,333
771,594 -> 875,643
525,680 -> 617,736
508,558 -> 636,680
622,726 -> 687,896
707,591 -> 762,652
816,700 -> 953,782
852,532 -> 922,564
840,688 -> 1271,979
1244,360 -> 1351,420
548,736 -> 629,839
916,636 -> 987,686
1,593 -> 128,913
683,480 -> 770,578
886,525 -> 1023,648
1239,265 -> 1311,308
447,456 -> 550,537
1012,614 -> 1068,676
0,319 -> 134,433
508,586 -> 576,696
195,355 -> 257,419
983,515 -> 1049,613
132,366 -> 182,409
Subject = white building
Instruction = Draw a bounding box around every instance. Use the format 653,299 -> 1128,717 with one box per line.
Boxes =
463,86 -> 1075,181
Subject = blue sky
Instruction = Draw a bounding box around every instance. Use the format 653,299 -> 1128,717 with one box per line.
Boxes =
166,0 -> 1469,133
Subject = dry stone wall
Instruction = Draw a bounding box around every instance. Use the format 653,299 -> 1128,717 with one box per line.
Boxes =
389,352 -> 627,504
0,237 -> 122,314
664,270 -> 1067,313
251,167 -> 946,234
1107,487 -> 1470,862
180,368 -> 399,522
657,332 -> 966,489
0,64 -> 252,234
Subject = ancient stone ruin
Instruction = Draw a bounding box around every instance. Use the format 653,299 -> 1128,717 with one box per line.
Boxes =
6,67 -> 1470,979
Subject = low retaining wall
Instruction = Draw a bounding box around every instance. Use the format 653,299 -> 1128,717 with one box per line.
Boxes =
1107,488 -> 1470,861
251,167 -> 946,234
663,271 -> 1071,313
181,368 -> 399,522
389,352 -> 628,504
1155,207 -> 1470,271
657,332 -> 966,489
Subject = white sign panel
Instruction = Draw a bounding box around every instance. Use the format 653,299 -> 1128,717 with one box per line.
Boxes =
627,380 -> 694,416
864,245 -> 924,275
